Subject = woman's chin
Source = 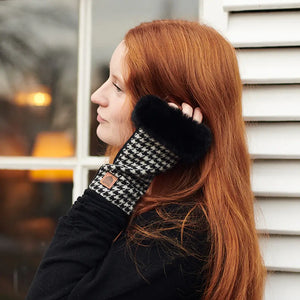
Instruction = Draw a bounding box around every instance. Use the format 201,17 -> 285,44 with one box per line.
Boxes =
96,130 -> 117,147
96,125 -> 132,147
96,127 -> 107,144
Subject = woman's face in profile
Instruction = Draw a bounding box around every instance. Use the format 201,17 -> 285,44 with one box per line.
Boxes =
91,41 -> 133,147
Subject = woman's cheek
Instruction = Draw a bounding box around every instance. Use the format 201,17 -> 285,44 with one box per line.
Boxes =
117,121 -> 133,146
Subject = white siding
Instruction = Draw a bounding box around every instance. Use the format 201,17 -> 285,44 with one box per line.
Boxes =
252,160 -> 300,196
260,236 -> 300,272
242,85 -> 300,121
228,11 -> 300,47
223,0 -> 300,11
265,273 -> 300,300
238,48 -> 300,84
200,0 -> 300,298
247,123 -> 300,158
255,198 -> 300,234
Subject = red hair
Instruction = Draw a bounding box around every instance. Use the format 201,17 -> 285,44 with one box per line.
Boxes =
107,20 -> 266,299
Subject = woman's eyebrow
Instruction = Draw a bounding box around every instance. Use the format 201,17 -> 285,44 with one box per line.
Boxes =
111,73 -> 124,84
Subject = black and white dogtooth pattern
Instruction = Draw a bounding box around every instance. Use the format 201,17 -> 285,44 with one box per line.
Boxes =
89,127 -> 179,214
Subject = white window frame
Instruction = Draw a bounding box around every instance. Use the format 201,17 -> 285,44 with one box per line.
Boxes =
0,0 -> 106,204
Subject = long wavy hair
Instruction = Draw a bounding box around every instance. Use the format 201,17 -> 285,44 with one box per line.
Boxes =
107,20 -> 266,300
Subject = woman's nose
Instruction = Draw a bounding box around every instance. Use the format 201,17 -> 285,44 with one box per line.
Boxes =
91,82 -> 109,106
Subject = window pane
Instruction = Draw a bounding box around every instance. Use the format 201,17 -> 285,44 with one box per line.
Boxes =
89,0 -> 199,156
0,0 -> 78,157
0,170 -> 72,299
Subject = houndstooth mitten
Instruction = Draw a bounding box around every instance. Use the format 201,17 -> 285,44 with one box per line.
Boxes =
89,95 -> 212,215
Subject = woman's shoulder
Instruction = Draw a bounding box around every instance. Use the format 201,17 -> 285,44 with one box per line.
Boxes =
122,201 -> 211,297
134,201 -> 209,232
128,201 -> 211,257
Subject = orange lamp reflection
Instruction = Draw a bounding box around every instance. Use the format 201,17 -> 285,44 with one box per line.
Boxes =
15,90 -> 52,106
30,132 -> 74,182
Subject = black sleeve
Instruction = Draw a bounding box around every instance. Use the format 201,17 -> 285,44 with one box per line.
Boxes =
67,208 -> 209,300
26,190 -> 209,300
26,189 -> 128,300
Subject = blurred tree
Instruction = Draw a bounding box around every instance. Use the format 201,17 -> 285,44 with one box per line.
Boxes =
0,1 -> 78,152
0,1 -> 76,97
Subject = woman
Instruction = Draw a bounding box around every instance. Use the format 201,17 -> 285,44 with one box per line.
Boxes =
26,20 -> 266,300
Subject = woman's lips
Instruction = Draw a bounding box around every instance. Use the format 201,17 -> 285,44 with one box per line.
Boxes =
97,115 -> 107,123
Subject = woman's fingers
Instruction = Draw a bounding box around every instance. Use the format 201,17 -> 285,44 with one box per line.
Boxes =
168,102 -> 179,109
193,107 -> 203,123
181,103 -> 193,118
168,102 -> 203,123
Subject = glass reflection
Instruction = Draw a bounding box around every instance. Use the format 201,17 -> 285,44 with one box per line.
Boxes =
0,170 -> 72,299
0,0 -> 78,157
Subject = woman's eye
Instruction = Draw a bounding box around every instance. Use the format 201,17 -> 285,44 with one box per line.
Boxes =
113,82 -> 122,92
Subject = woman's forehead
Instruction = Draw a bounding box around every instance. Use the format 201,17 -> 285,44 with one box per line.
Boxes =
110,41 -> 127,80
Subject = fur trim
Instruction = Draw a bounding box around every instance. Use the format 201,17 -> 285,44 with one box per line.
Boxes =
131,95 -> 212,163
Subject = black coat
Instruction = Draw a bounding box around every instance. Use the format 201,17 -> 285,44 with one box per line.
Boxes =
26,189 -> 210,300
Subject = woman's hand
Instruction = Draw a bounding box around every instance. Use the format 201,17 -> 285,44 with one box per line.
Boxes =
168,102 -> 203,123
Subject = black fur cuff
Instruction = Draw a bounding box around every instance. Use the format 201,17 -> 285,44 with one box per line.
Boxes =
131,95 -> 212,163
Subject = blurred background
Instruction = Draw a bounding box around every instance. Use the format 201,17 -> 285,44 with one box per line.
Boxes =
0,0 -> 198,299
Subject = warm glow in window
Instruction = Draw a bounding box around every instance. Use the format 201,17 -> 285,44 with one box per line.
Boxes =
15,91 -> 52,107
